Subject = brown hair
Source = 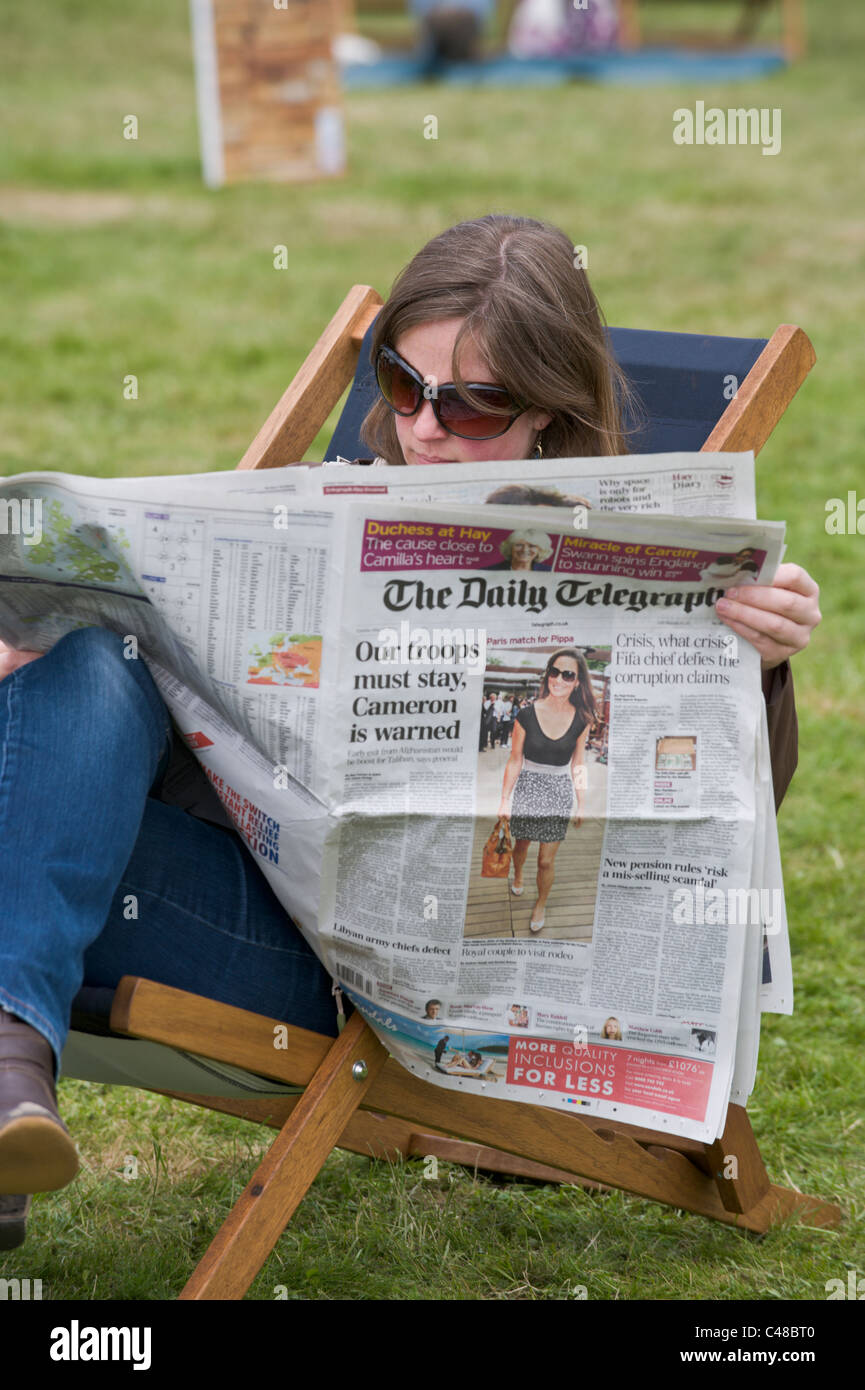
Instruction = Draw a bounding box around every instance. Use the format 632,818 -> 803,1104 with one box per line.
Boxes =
361,214 -> 634,465
538,648 -> 598,726
485,483 -> 591,508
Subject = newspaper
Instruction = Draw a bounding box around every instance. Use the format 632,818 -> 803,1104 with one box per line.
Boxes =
316,449 -> 756,516
0,453 -> 789,1142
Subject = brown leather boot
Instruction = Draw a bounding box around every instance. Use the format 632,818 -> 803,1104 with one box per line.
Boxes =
0,1011 -> 79,1193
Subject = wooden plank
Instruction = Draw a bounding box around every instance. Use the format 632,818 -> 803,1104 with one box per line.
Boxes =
111,977 -> 707,1158
624,0 -> 792,53
179,1012 -> 388,1299
154,1089 -> 602,1186
114,978 -> 841,1234
733,1183 -> 840,1233
704,1103 -> 771,1213
365,1062 -> 841,1229
152,1090 -> 429,1164
361,1059 -> 742,1219
405,1133 -> 607,1190
235,284 -> 382,469
702,324 -> 816,457
110,976 -> 333,1086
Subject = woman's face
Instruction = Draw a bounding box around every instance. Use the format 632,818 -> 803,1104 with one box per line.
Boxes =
391,318 -> 552,466
510,538 -> 542,569
546,654 -> 578,697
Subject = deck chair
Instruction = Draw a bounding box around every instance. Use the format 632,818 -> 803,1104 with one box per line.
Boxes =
59,287 -> 840,1299
617,0 -> 806,59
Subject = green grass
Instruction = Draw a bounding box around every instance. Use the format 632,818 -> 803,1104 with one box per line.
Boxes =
1,0 -> 863,1300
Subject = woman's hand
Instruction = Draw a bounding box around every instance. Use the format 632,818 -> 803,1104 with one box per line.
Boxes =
497,800 -> 510,821
571,795 -> 582,830
0,639 -> 43,681
714,563 -> 821,671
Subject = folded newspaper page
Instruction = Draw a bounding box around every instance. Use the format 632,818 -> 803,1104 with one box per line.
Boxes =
0,457 -> 787,1141
316,449 -> 756,517
240,447 -> 792,1016
314,502 -> 783,1143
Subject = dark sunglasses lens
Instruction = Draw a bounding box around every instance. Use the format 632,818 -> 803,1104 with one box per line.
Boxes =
437,387 -> 517,439
377,355 -> 419,415
549,666 -> 577,682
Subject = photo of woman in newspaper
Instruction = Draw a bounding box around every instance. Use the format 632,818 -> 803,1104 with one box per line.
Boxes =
467,645 -> 608,940
489,527 -> 555,570
499,649 -> 595,931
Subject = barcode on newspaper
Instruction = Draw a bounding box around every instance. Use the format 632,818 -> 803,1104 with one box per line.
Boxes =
335,963 -> 373,997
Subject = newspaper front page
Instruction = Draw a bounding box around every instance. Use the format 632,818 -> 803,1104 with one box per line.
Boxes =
0,455 -> 788,1140
315,501 -> 783,1142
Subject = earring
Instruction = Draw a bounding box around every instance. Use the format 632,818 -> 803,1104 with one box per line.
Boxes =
534,436 -> 543,460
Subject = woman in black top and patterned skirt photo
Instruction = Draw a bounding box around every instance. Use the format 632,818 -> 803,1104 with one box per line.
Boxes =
497,649 -> 596,933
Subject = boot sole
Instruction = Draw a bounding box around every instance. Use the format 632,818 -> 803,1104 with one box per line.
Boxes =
0,1116 -> 79,1192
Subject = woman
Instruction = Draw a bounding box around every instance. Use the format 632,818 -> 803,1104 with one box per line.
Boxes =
602,1017 -> 622,1041
360,215 -> 629,464
492,527 -> 555,571
498,650 -> 596,932
0,213 -> 821,1231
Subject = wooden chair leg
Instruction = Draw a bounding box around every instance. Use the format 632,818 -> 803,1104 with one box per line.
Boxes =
179,1013 -> 387,1300
702,1104 -> 771,1214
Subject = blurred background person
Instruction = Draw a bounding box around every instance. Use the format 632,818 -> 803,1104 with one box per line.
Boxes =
480,691 -> 497,750
508,0 -> 619,57
410,0 -> 496,72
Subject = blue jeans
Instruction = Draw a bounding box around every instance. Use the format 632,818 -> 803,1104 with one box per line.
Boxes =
0,628 -> 341,1078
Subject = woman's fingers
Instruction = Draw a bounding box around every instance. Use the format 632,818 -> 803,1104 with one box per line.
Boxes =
769,562 -> 820,600
715,600 -> 804,649
714,563 -> 821,670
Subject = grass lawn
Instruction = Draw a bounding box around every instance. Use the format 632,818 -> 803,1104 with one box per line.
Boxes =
0,0 -> 863,1300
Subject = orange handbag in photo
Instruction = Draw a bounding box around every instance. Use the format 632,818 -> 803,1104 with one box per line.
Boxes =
481,817 -> 513,878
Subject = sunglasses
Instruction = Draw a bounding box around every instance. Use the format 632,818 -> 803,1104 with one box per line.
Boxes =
375,344 -> 527,441
547,665 -> 578,683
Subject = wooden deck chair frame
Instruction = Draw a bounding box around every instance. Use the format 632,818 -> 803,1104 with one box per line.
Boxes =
106,287 -> 837,1299
617,0 -> 806,60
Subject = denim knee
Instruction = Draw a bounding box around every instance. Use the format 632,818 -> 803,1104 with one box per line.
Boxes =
50,627 -> 171,761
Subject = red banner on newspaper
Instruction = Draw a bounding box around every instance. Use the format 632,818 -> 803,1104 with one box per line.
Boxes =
506,1038 -> 712,1122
